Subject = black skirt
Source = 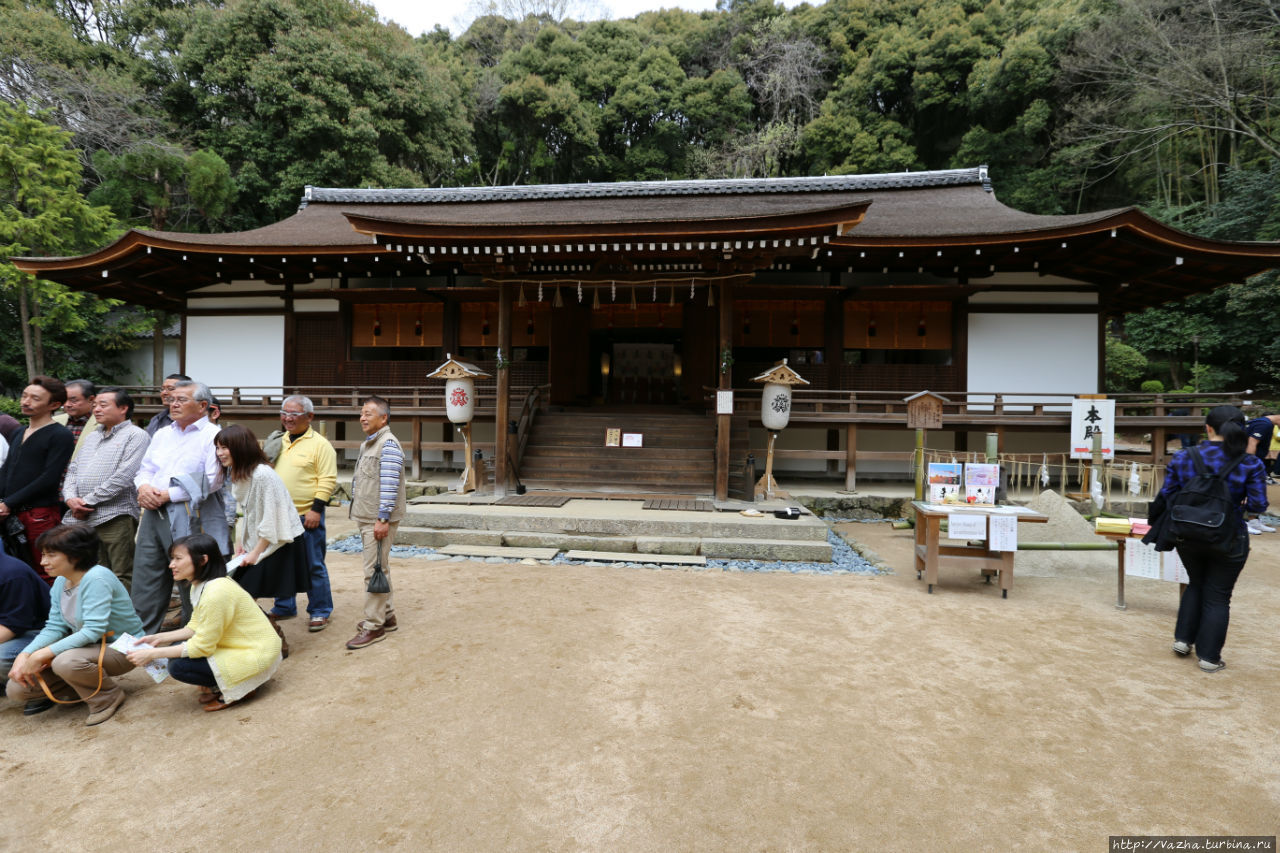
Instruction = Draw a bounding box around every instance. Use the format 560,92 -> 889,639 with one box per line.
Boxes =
234,534 -> 310,600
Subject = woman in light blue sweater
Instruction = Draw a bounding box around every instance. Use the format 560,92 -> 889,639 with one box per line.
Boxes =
5,524 -> 144,725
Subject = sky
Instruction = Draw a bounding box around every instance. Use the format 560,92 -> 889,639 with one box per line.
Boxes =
368,0 -> 721,37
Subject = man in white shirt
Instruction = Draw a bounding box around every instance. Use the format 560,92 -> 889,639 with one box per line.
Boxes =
131,380 -> 228,633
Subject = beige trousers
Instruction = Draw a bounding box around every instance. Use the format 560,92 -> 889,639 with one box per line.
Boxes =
6,645 -> 135,714
358,521 -> 398,630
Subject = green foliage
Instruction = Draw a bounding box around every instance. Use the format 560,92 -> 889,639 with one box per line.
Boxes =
172,0 -> 473,226
1105,334 -> 1149,391
0,103 -> 125,379
1139,380 -> 1164,394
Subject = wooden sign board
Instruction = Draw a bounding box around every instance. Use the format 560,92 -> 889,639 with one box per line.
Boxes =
905,392 -> 946,430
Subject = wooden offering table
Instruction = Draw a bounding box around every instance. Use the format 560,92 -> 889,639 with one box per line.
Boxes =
911,501 -> 1049,598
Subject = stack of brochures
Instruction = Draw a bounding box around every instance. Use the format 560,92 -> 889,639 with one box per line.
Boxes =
1094,517 -> 1132,535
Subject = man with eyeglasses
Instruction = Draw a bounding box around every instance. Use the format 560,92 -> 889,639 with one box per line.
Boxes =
267,396 -> 337,632
131,379 -> 229,633
145,374 -> 191,437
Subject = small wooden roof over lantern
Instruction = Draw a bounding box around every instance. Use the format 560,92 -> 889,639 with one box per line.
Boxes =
752,359 -> 809,432
427,354 -> 490,381
750,359 -> 811,387
904,391 -> 949,430
430,354 -> 490,425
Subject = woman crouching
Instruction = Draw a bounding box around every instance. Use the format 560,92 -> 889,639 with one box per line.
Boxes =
6,524 -> 144,725
128,534 -> 282,711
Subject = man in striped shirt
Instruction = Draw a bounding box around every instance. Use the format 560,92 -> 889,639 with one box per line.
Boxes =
346,396 -> 406,650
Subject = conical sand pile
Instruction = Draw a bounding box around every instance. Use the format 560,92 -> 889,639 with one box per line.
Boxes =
1013,490 -> 1116,580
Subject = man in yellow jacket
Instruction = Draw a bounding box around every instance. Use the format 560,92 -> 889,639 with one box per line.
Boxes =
268,395 -> 338,632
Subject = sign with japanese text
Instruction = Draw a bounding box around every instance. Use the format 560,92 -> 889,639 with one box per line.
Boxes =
1070,398 -> 1115,460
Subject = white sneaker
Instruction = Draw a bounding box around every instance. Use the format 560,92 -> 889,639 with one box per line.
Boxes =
1258,522 -> 1276,533
1247,521 -> 1264,535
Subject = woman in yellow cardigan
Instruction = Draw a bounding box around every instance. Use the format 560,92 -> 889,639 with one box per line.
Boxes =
128,533 -> 282,711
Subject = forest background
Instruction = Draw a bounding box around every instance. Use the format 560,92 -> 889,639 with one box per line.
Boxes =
2,0 -> 1279,403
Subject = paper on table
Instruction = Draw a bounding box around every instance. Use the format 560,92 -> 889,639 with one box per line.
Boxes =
947,513 -> 987,541
988,515 -> 1018,551
109,633 -> 169,683
1123,539 -> 1162,579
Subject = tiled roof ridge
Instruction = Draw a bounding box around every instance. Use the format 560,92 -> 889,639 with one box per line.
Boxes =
300,166 -> 991,208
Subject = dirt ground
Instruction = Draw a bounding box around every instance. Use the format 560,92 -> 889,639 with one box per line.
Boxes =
3,501 -> 1279,852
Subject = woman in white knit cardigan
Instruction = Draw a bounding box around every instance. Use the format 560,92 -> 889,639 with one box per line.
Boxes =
214,425 -> 308,603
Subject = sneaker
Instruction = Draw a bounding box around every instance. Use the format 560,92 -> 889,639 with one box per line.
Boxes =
1258,522 -> 1276,533
308,616 -> 330,633
268,610 -> 297,620
345,626 -> 386,650
22,698 -> 55,716
1199,658 -> 1226,673
1247,521 -> 1263,535
382,612 -> 398,632
1172,640 -> 1191,656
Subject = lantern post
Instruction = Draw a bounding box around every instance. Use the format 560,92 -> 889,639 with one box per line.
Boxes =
427,354 -> 492,494
751,359 -> 809,500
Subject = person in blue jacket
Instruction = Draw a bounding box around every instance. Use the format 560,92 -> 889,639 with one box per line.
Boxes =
5,524 -> 144,725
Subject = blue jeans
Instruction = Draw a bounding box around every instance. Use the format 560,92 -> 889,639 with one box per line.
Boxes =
168,656 -> 217,687
1,629 -> 41,682
272,513 -> 333,619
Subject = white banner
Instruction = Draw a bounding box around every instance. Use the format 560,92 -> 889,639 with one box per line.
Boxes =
1070,398 -> 1115,460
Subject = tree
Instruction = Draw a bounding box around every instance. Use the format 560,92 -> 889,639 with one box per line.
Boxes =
172,0 -> 473,227
1058,0 -> 1280,212
0,103 -> 125,379
1105,334 -> 1149,391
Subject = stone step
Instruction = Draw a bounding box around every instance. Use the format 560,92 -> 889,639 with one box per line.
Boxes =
699,537 -> 832,562
437,544 -> 560,560
397,527 -> 505,548
564,550 -> 707,566
502,532 -> 633,552
402,506 -> 829,541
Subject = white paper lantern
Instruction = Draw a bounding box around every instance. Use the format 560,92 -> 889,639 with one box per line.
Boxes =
445,377 -> 476,424
761,382 -> 792,431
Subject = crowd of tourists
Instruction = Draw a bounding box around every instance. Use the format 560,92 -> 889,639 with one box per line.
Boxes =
0,375 -> 406,725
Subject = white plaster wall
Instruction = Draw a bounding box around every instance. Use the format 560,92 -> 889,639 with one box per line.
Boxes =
116,340 -> 181,386
967,313 -> 1097,410
185,315 -> 284,391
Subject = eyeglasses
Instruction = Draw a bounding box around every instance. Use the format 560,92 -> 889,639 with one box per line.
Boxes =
171,397 -> 195,405
279,411 -> 308,419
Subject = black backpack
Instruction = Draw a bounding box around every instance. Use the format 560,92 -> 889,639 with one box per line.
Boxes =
1167,447 -> 1246,554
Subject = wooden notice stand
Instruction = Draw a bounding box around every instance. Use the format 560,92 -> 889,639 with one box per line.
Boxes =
911,501 -> 1049,598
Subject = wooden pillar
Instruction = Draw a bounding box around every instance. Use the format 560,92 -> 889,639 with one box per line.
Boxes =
410,416 -> 422,481
715,281 -> 734,500
844,424 -> 857,491
494,285 -> 512,496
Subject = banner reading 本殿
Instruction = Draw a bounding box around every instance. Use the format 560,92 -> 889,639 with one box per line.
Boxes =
1069,398 -> 1115,460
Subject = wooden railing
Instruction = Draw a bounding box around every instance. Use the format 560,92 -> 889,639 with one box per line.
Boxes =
510,384 -> 551,486
705,388 -> 1251,491
123,384 -> 537,481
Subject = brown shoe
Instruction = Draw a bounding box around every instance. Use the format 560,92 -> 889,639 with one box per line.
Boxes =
346,626 -> 386,650
85,690 -> 126,726
382,612 -> 397,632
308,616 -> 329,632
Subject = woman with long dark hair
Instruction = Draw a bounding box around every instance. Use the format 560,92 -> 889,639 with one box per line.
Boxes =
128,534 -> 282,710
1155,405 -> 1268,672
213,425 -> 308,603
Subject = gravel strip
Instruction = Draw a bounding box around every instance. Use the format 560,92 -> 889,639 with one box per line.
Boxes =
327,529 -> 884,576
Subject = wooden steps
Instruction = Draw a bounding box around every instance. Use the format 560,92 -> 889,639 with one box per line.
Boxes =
518,409 -> 718,494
